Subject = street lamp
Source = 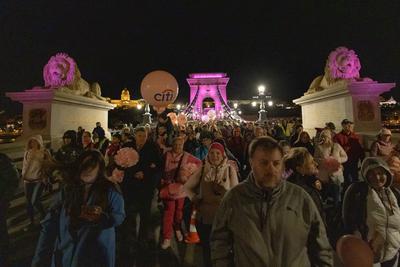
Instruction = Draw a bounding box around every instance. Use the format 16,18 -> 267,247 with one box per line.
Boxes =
176,104 -> 182,111
251,101 -> 257,107
233,103 -> 238,109
267,100 -> 273,107
258,85 -> 266,95
137,103 -> 143,110
257,85 -> 268,122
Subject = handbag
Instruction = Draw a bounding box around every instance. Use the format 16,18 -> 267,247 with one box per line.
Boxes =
211,164 -> 231,196
160,154 -> 185,200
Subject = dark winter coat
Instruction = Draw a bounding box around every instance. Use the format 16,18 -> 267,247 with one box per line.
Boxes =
55,145 -> 83,166
121,141 -> 163,205
226,136 -> 246,165
287,172 -> 326,224
184,138 -> 199,155
92,126 -> 106,139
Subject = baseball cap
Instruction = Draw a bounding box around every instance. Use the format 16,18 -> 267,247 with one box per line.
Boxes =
341,119 -> 354,125
325,122 -> 336,130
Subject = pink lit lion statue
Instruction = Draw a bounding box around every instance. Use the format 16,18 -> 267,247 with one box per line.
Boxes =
43,53 -> 106,100
306,47 -> 371,94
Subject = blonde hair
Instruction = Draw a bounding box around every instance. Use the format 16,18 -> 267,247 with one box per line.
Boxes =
319,129 -> 332,143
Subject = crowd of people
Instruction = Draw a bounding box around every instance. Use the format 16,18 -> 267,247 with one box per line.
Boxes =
2,114 -> 400,266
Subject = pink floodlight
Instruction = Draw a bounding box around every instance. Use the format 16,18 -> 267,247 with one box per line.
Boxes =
189,73 -> 226,79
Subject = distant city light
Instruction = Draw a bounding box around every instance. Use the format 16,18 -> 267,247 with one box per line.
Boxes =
233,103 -> 238,109
137,104 -> 143,110
176,104 -> 182,110
238,110 -> 242,115
251,101 -> 257,107
267,100 -> 273,107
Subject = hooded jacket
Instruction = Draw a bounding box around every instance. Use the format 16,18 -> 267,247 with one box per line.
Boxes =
22,135 -> 48,182
210,174 -> 333,267
343,157 -> 400,240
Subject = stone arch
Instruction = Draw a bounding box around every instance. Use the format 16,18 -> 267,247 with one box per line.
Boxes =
186,73 -> 230,120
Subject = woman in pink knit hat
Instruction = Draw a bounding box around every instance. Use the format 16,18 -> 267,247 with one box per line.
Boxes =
184,142 -> 238,267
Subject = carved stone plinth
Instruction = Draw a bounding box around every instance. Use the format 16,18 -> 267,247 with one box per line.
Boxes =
293,81 -> 396,136
6,87 -> 115,149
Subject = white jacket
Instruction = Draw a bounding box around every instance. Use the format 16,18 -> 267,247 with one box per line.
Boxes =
22,135 -> 48,182
367,187 -> 400,262
314,142 -> 348,184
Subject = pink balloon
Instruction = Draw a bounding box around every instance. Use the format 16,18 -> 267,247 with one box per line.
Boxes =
336,235 -> 373,267
140,70 -> 179,109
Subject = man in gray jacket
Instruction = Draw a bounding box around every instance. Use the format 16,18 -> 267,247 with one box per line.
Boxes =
210,136 -> 333,267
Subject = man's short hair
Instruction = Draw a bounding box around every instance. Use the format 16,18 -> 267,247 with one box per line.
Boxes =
248,136 -> 283,158
278,140 -> 290,148
134,126 -> 146,134
112,133 -> 122,140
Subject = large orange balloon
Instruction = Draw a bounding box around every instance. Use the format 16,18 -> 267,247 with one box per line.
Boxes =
336,235 -> 373,267
140,70 -> 179,113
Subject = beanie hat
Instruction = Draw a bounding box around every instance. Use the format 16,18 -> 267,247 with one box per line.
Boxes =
379,128 -> 392,136
209,142 -> 225,156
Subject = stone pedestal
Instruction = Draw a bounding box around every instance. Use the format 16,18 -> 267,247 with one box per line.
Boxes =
6,87 -> 115,149
293,81 -> 396,136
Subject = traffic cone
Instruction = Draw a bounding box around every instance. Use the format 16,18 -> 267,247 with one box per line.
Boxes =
185,207 -> 200,244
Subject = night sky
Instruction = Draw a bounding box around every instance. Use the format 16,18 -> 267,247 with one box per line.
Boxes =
0,0 -> 399,106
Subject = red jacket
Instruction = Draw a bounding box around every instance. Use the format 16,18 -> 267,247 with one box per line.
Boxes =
333,130 -> 364,163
